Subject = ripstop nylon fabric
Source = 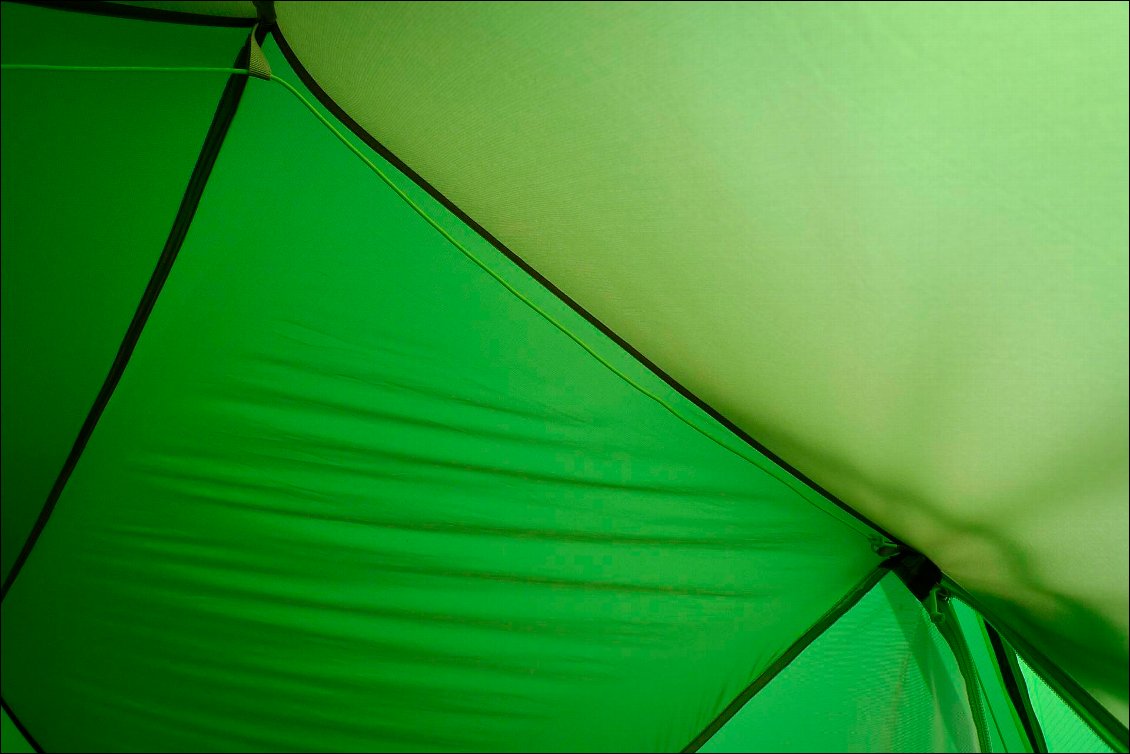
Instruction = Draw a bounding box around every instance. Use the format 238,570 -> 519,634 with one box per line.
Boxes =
0,709 -> 35,754
951,600 -> 1033,753
114,1 -> 257,19
272,1 -> 1130,725
1019,656 -> 1117,754
0,21 -> 885,751
0,1 -> 250,583
4,2 -> 1125,750
700,575 -> 979,753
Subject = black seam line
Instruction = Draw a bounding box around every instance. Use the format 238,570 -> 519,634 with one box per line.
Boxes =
266,24 -> 906,549
942,577 -> 1130,752
5,0 -> 257,27
0,31 -> 261,603
250,0 -> 274,27
1,696 -> 45,754
889,550 -> 943,600
987,623 -> 1048,753
679,562 -> 892,753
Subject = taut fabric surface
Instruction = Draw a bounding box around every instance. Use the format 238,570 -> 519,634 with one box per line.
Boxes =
276,1 -> 1130,723
0,29 -> 880,751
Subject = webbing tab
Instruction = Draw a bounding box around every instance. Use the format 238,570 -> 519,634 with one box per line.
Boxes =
247,25 -> 271,80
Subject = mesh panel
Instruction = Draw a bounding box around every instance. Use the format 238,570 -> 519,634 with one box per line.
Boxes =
700,574 -> 979,753
1018,657 -> 1114,753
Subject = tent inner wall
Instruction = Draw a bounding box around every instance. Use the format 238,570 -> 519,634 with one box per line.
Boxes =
699,574 -> 981,753
1,10 -> 884,752
0,3 -> 1125,753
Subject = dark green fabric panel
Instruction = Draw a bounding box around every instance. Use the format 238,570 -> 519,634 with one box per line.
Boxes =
1,709 -> 35,754
0,2 -> 248,581
0,39 -> 881,752
699,575 -> 979,753
1019,656 -> 1115,753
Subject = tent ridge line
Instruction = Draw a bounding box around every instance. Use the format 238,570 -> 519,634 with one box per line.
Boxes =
267,24 -> 906,549
6,0 -> 258,28
0,28 -> 265,603
680,561 -> 895,753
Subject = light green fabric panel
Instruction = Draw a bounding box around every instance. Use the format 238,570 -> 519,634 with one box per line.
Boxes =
1,710 -> 35,754
0,38 -> 881,752
274,1 -> 1129,724
952,600 -> 1032,753
700,575 -> 979,753
0,2 -> 249,581
1019,656 -> 1116,754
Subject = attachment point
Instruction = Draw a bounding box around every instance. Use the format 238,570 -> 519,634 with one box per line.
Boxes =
247,26 -> 272,80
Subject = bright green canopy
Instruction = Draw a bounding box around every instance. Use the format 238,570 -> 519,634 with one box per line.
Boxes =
1,2 -> 1126,752
272,1 -> 1130,727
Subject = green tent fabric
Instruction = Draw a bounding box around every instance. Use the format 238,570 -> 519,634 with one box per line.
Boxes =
0,2 -> 1126,752
0,0 -> 251,589
270,1 -> 1130,730
700,574 -> 980,753
0,710 -> 35,754
1018,655 -> 1118,754
951,599 -> 1035,754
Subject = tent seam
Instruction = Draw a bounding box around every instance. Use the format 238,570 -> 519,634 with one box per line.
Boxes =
260,72 -> 882,543
1,696 -> 45,753
679,560 -> 894,753
0,29 -> 263,603
943,578 -> 1130,752
0,55 -> 887,582
264,24 -> 906,548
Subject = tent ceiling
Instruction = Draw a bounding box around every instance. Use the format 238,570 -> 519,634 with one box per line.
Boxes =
273,0 -> 1129,724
